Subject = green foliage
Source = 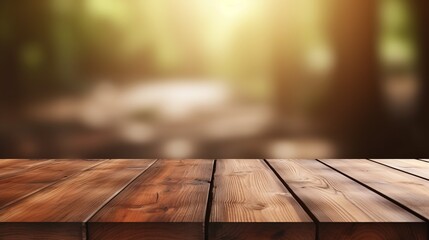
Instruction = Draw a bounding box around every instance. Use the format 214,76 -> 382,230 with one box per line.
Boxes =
380,0 -> 417,69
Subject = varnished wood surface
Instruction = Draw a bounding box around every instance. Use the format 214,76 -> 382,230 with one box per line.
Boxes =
321,159 -> 429,220
0,159 -> 49,169
0,159 -> 155,240
209,159 -> 315,240
0,159 -> 45,169
268,159 -> 426,240
0,159 -> 427,240
371,159 -> 429,179
0,159 -> 52,178
0,159 -> 103,209
89,159 -> 213,240
0,159 -> 27,168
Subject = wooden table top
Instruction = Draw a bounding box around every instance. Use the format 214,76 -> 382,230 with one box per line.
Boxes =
0,159 -> 428,240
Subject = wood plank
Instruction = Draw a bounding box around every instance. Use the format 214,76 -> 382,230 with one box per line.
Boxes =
209,159 -> 315,240
0,159 -> 52,177
0,159 -> 41,169
0,159 -> 155,240
0,159 -> 103,209
321,159 -> 429,220
268,159 -> 427,240
89,159 -> 214,240
371,159 -> 429,180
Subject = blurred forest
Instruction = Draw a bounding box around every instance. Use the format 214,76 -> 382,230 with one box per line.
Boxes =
0,0 -> 428,158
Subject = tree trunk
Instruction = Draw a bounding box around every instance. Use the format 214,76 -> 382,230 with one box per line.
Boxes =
413,0 -> 429,132
406,0 -> 429,156
323,0 -> 382,155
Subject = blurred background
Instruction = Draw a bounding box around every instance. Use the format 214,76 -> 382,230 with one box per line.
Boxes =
0,0 -> 428,158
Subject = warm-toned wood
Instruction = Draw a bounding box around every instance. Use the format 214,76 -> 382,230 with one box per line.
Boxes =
0,159 -> 46,169
0,159 -> 103,209
209,159 -> 315,240
0,160 -> 23,168
89,159 -> 214,240
0,159 -> 428,240
0,223 -> 83,240
268,159 -> 426,240
209,223 -> 312,240
321,159 -> 429,220
0,159 -> 52,178
319,223 -> 428,240
371,159 -> 429,180
0,159 -> 155,240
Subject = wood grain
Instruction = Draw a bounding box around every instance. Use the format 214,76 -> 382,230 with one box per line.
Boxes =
0,159 -> 155,240
0,159 -> 47,169
371,159 -> 429,180
321,159 -> 429,220
89,159 -> 214,240
0,159 -> 427,240
319,223 -> 428,240
0,159 -> 52,178
209,159 -> 315,240
268,159 -> 426,240
0,159 -> 103,209
0,159 -> 25,168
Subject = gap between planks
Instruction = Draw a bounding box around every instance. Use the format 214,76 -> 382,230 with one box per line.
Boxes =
263,159 -> 320,240
209,159 -> 315,240
82,159 -> 159,239
318,159 -> 429,222
268,159 -> 426,240
0,160 -> 107,210
88,159 -> 215,240
0,159 -> 157,240
369,159 -> 429,181
204,159 -> 217,240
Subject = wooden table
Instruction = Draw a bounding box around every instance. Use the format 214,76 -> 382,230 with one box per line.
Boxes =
0,159 -> 428,240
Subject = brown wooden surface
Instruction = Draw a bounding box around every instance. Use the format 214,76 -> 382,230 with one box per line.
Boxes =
209,159 -> 315,240
0,159 -> 103,209
0,159 -> 47,169
0,159 -> 428,240
318,223 -> 427,240
0,159 -> 52,178
321,159 -> 429,220
268,159 -> 426,240
371,159 -> 429,180
0,159 -> 26,168
89,159 -> 214,240
0,159 -> 155,240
